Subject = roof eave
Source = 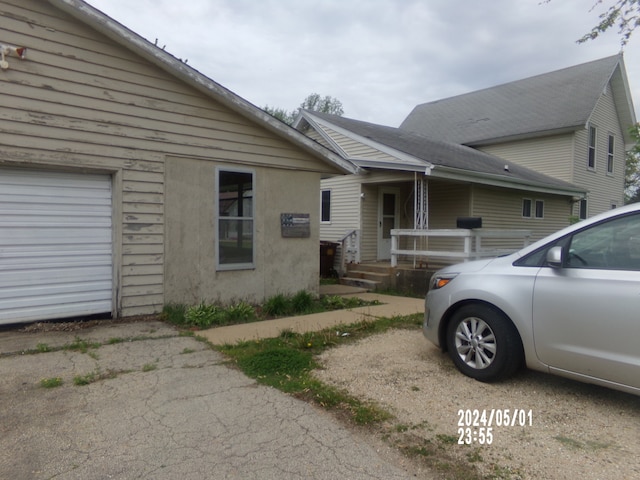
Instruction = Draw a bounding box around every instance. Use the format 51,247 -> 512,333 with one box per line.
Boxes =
48,0 -> 359,176
430,166 -> 587,197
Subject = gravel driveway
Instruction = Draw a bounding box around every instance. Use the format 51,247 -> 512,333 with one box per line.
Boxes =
314,328 -> 640,479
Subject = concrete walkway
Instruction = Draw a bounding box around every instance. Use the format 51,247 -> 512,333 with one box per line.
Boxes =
0,289 -> 428,480
199,288 -> 425,345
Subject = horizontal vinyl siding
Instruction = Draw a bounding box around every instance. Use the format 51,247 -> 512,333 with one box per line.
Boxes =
1,0 -> 333,317
319,176 -> 362,242
471,186 -> 572,245
573,91 -> 626,216
478,134 -> 575,182
318,125 -> 398,161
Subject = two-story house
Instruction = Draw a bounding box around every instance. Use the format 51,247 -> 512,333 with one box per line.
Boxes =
295,55 -> 637,270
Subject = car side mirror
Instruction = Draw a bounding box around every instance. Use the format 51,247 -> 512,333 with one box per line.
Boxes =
546,246 -> 563,268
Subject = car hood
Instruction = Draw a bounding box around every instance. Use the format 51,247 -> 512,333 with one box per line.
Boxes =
436,257 -> 500,275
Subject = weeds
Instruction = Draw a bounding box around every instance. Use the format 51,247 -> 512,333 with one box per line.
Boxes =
162,290 -> 377,330
40,377 -> 63,388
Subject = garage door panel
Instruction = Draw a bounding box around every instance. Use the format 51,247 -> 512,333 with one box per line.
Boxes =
0,168 -> 113,324
0,299 -> 114,323
0,267 -> 112,288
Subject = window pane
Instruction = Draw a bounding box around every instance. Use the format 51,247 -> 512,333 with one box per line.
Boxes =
588,126 -> 596,168
535,200 -> 544,218
321,190 -> 331,222
218,169 -> 254,268
522,199 -> 532,217
568,213 -> 640,270
383,193 -> 396,215
219,171 -> 253,217
579,199 -> 587,220
219,219 -> 253,265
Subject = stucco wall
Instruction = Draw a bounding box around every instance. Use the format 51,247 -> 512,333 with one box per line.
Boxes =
164,157 -> 321,305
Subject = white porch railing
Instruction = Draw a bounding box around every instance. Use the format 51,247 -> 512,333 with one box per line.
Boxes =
390,229 -> 532,267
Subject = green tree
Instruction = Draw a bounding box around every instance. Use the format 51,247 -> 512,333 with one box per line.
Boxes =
263,105 -> 295,125
576,0 -> 639,46
263,93 -> 344,125
625,123 -> 640,203
298,93 -> 344,117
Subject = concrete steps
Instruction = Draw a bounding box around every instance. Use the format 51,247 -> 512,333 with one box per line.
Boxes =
340,263 -> 393,291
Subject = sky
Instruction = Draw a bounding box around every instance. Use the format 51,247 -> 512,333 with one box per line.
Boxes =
85,0 -> 639,128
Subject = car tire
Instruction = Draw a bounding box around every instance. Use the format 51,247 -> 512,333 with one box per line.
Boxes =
446,304 -> 523,382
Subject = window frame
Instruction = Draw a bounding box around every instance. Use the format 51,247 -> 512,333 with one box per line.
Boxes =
587,125 -> 597,170
607,133 -> 615,174
215,167 -> 256,271
534,200 -> 544,219
579,199 -> 588,220
321,189 -> 331,223
522,198 -> 532,218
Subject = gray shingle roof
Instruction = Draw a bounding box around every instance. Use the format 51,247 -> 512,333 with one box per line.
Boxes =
400,55 -> 623,145
306,111 -> 583,193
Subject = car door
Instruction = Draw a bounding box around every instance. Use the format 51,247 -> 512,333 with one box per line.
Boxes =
531,212 -> 640,389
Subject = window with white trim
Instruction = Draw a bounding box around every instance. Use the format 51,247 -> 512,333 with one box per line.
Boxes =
216,168 -> 254,270
321,189 -> 331,223
588,125 -> 597,169
523,198 -> 543,218
607,134 -> 615,174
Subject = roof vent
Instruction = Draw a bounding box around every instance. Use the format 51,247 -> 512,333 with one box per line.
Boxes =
504,165 -> 510,172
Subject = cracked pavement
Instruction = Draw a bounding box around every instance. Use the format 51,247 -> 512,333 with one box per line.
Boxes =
0,320 -> 419,479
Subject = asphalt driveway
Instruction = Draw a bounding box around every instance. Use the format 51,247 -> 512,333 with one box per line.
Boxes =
0,319 -> 419,480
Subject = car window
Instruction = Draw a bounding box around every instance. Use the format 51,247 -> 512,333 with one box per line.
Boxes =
566,213 -> 640,270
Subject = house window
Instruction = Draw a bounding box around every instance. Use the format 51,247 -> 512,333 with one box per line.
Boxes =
607,134 -> 615,174
321,189 -> 331,222
523,198 -> 543,219
579,199 -> 588,220
216,168 -> 254,270
588,125 -> 597,169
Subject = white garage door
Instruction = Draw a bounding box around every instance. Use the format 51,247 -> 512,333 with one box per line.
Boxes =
0,168 -> 113,325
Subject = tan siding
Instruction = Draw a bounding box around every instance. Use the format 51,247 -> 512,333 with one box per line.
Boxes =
360,185 -> 378,261
471,186 -> 572,244
319,176 -> 362,242
2,0 -> 336,316
479,134 -> 574,182
305,129 -> 335,150
572,91 -> 626,216
318,125 -> 398,161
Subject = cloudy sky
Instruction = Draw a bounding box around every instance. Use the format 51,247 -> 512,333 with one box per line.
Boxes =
85,0 -> 639,128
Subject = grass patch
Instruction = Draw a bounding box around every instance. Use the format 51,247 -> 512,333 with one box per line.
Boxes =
65,337 -> 101,354
218,313 -> 419,427
40,377 -> 63,388
142,363 -> 157,372
73,368 -> 122,386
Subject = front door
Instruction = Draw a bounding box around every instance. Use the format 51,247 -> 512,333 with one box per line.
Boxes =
377,188 -> 400,260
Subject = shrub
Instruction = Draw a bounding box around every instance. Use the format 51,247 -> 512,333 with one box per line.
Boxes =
263,293 -> 291,317
291,290 -> 314,313
185,303 -> 223,328
163,303 -> 187,325
225,301 -> 256,323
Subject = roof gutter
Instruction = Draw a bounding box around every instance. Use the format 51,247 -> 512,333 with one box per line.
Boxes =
47,0 -> 359,176
430,165 -> 587,197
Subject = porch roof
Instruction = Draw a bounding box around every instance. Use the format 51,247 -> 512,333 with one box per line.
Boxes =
302,111 -> 586,196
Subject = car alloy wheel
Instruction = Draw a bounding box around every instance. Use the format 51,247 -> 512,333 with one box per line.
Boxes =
453,317 -> 496,369
445,304 -> 524,382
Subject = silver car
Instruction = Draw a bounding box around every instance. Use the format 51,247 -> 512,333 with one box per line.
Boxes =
424,203 -> 640,396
